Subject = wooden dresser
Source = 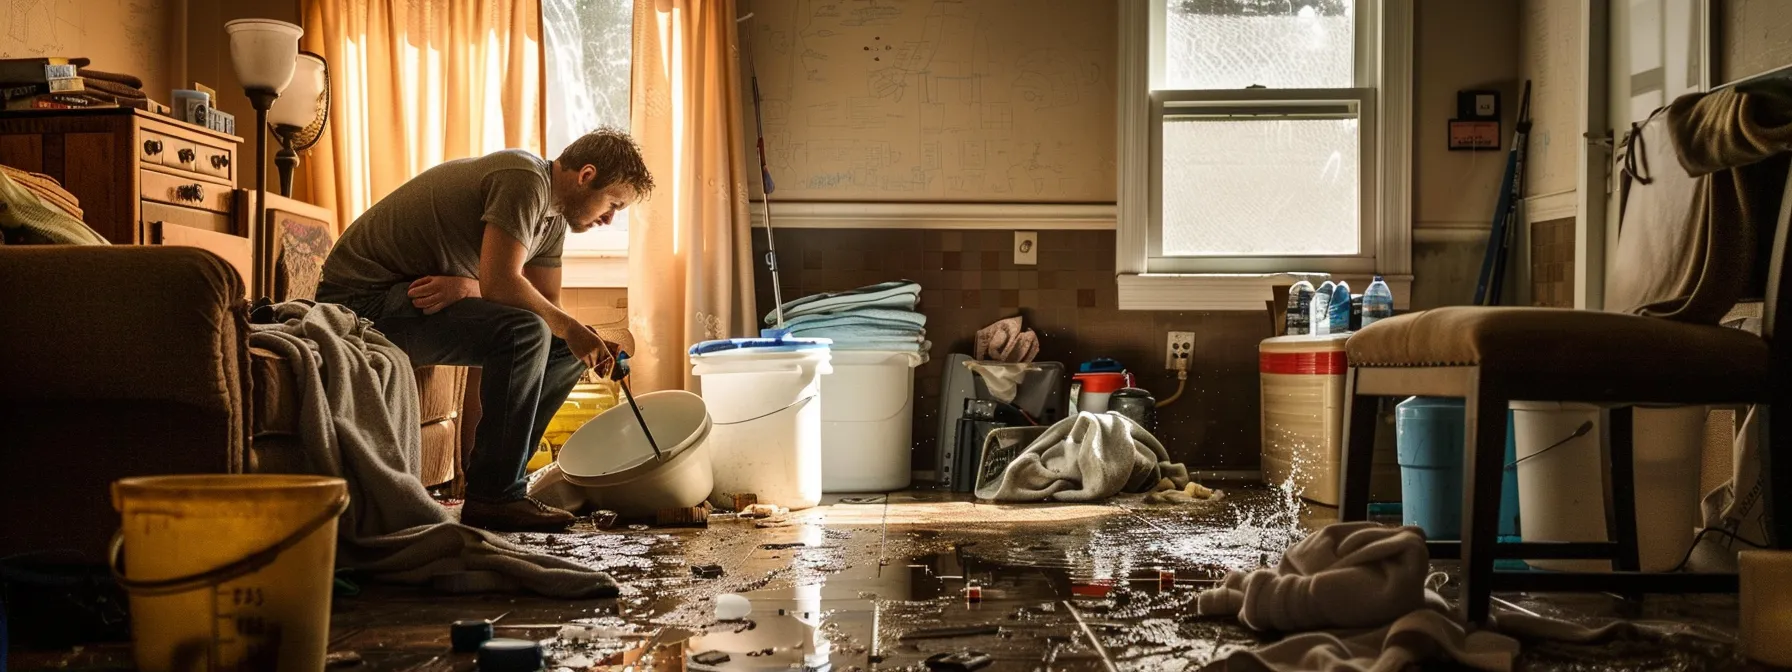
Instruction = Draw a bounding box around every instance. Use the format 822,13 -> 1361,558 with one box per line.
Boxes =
0,108 -> 246,268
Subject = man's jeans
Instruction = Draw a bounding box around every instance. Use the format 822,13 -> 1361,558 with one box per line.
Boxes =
319,281 -> 587,502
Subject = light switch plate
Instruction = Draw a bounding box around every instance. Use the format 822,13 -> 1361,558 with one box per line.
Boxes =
1015,231 -> 1038,265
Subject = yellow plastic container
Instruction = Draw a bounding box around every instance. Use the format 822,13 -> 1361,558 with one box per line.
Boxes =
111,475 -> 348,672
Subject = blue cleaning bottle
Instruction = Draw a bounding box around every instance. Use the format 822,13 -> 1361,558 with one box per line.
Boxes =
1328,280 -> 1352,334
1363,275 -> 1394,328
1285,279 -> 1315,335
1311,281 -> 1335,336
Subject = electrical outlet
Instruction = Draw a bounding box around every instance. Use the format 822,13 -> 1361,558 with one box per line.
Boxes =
1165,331 -> 1195,370
1015,231 -> 1038,265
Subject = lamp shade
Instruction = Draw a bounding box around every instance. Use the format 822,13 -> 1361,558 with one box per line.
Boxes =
268,53 -> 326,128
225,19 -> 303,93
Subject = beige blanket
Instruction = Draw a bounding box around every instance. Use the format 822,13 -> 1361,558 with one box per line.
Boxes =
1609,82 -> 1792,322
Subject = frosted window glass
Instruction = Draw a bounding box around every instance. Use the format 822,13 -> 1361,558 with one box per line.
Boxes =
545,0 -> 633,249
1160,117 -> 1359,256
1162,0 -> 1355,90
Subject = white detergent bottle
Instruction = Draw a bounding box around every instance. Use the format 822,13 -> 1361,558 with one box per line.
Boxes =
1328,280 -> 1352,334
1311,281 -> 1335,336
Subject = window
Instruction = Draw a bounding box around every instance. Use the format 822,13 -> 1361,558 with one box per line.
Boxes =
1117,0 -> 1411,309
543,0 -> 633,287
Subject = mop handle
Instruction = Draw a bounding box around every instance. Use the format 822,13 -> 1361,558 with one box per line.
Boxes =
591,328 -> 665,462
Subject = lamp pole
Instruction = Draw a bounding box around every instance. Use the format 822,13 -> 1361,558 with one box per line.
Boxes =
246,88 -> 280,301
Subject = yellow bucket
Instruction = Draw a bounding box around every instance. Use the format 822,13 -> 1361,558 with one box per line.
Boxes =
111,475 -> 349,672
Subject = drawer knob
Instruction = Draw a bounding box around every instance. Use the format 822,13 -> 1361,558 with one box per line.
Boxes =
176,184 -> 206,202
178,148 -> 196,163
143,139 -> 163,155
210,155 -> 231,169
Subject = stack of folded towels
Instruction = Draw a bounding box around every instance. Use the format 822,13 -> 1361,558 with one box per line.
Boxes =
766,280 -> 929,354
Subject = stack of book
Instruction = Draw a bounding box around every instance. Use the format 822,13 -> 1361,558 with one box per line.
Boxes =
1,58 -> 116,110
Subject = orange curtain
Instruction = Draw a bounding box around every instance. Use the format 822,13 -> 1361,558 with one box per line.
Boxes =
626,0 -> 757,392
299,0 -> 543,230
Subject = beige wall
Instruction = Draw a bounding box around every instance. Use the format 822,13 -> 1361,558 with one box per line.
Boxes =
1720,0 -> 1792,83
1518,0 -> 1583,200
0,0 -> 175,100
1411,0 -> 1521,309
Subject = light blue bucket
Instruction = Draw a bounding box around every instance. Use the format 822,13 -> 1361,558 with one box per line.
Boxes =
1394,397 -> 1520,540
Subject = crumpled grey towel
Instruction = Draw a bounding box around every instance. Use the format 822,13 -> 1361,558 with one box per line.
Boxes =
249,301 -> 616,598
1198,522 -> 1729,671
1197,523 -> 1431,632
975,412 -> 1189,502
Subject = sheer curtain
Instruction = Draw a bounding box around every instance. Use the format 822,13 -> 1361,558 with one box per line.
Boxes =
626,0 -> 758,392
299,0 -> 544,229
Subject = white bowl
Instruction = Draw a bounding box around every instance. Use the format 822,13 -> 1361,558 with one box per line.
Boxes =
558,390 -> 713,517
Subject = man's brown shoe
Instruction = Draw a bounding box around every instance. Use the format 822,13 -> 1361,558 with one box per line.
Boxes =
460,497 -> 577,531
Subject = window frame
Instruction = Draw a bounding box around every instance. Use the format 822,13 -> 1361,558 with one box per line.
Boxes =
1116,0 -> 1413,310
545,0 -> 634,288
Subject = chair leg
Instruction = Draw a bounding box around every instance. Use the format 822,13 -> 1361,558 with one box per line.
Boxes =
1766,397 -> 1792,549
1340,367 -> 1378,522
1607,405 -> 1642,573
1459,386 -> 1509,627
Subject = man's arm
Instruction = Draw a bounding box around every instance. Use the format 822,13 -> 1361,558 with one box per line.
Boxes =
479,225 -> 605,367
523,264 -> 562,307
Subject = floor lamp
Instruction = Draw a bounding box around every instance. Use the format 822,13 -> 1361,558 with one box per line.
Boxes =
225,18 -> 302,300
269,52 -> 329,199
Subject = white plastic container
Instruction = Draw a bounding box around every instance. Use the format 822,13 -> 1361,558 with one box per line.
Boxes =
1258,334 -> 1399,505
820,350 -> 924,493
555,390 -> 714,517
692,341 -> 833,511
1514,402 -> 1705,572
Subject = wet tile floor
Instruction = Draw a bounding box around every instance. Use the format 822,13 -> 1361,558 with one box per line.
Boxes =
13,484 -> 1757,671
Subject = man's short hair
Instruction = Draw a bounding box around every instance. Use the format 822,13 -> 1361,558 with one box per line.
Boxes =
556,127 -> 654,198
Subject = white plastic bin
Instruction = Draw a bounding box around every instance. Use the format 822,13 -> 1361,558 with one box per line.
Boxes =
1259,334 -> 1399,505
820,350 -> 925,493
1514,402 -> 1705,572
691,339 -> 833,511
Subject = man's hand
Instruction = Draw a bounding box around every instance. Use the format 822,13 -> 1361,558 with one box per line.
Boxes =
408,276 -> 480,315
565,325 -> 617,375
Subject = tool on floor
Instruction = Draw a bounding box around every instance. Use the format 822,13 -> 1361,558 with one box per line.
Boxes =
1473,80 -> 1533,306
591,330 -> 664,463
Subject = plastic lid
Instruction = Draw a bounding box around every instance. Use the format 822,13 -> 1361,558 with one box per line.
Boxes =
689,335 -> 831,356
478,638 -> 543,672
451,619 -> 495,653
1259,333 -> 1351,352
1073,372 -> 1128,393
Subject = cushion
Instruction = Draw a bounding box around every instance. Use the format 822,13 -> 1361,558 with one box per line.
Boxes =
1346,307 -> 1768,398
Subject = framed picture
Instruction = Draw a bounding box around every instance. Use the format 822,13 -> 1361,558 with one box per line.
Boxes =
236,192 -> 337,301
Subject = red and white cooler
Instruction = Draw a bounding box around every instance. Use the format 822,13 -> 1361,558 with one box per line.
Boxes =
1258,334 -> 1397,505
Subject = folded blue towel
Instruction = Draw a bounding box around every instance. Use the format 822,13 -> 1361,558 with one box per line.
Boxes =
766,281 -> 921,324
783,308 -> 927,330
792,327 -> 925,342
829,339 -> 933,353
787,323 -> 924,339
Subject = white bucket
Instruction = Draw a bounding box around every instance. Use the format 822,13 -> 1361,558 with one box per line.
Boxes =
820,350 -> 924,493
693,348 -> 833,510
1514,402 -> 1705,572
555,390 -> 715,517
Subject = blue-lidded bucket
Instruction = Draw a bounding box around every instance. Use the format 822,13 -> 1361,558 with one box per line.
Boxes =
1394,397 -> 1520,540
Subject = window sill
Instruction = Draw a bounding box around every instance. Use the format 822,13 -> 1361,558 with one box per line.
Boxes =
563,254 -> 628,288
1117,272 -> 1412,312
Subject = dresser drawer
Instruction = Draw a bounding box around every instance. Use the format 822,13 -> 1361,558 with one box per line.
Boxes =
141,169 -> 231,213
143,201 -> 234,234
195,144 -> 234,181
165,138 -> 203,174
139,131 -> 173,165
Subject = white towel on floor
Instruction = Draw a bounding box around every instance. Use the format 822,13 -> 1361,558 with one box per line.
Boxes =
1197,521 -> 1728,671
975,412 -> 1189,502
249,301 -> 617,599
